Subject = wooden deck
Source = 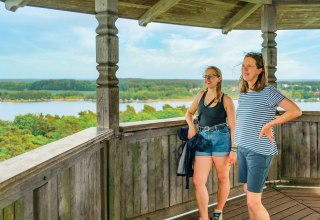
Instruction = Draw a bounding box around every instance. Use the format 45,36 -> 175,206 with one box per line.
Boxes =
182,187 -> 320,220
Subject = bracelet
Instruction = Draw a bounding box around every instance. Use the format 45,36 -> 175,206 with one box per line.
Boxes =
231,149 -> 237,152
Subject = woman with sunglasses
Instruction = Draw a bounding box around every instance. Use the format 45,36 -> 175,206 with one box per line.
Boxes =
185,66 -> 236,220
235,52 -> 302,220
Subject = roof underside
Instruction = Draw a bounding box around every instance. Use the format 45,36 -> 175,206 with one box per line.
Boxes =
3,0 -> 320,31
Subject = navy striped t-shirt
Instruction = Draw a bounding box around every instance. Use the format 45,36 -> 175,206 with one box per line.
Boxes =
235,85 -> 285,155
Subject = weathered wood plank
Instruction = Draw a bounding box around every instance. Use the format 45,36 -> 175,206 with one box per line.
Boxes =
81,156 -> 89,220
147,138 -> 156,212
289,122 -> 297,178
169,135 -> 178,206
241,0 -> 271,3
23,191 -> 33,220
107,139 -> 122,220
14,198 -> 24,220
318,122 -> 320,179
176,137 -> 183,204
140,141 -> 148,215
88,150 -> 100,220
120,117 -> 186,133
154,136 -> 163,210
70,163 -> 81,220
57,169 -> 70,220
295,122 -> 304,177
124,141 -> 133,218
233,162 -> 240,187
99,144 -> 108,220
139,0 -> 182,26
0,209 -> 3,220
34,183 -> 48,220
162,136 -> 170,208
276,0 -> 320,4
310,122 -> 317,178
182,174 -> 189,203
132,141 -> 141,217
303,123 -> 311,177
281,123 -> 289,177
3,203 -> 14,220
47,176 -> 58,220
222,3 -> 262,34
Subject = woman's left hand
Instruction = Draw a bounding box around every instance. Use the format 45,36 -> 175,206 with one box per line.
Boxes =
259,123 -> 273,142
227,151 -> 237,165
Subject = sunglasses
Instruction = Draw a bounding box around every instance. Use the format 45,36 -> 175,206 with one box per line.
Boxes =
203,74 -> 218,79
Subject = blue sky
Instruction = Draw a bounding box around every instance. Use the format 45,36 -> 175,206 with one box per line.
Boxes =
0,4 -> 320,80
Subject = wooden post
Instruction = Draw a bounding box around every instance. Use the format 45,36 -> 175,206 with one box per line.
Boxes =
261,4 -> 277,87
95,0 -> 119,133
95,1 -> 120,220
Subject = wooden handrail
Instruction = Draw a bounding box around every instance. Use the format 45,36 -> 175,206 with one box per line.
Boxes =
0,127 -> 113,198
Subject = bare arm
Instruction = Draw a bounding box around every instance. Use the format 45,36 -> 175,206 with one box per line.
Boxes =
185,91 -> 203,139
223,95 -> 237,164
259,98 -> 302,141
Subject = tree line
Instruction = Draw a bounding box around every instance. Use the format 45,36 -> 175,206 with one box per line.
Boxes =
0,104 -> 187,161
0,79 -> 319,102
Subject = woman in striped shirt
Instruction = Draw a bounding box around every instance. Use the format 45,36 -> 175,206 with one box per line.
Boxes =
235,52 -> 302,220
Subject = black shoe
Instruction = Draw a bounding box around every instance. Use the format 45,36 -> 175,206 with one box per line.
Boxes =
212,212 -> 223,220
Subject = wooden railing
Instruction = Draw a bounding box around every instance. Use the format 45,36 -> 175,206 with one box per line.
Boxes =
0,127 -> 113,220
112,118 -> 244,220
277,111 -> 320,185
2,112 -> 318,220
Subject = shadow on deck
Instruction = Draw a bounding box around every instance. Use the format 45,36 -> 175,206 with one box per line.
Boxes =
182,187 -> 320,220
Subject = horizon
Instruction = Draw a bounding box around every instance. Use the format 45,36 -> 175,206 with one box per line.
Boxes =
1,78 -> 320,82
1,5 -> 320,80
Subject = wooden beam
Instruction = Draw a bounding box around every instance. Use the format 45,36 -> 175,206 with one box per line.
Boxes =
139,0 -> 182,27
5,0 -> 30,12
241,0 -> 272,4
275,0 -> 320,4
222,3 -> 262,34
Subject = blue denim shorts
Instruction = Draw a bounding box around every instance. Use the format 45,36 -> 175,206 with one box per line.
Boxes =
196,126 -> 231,157
238,147 -> 273,193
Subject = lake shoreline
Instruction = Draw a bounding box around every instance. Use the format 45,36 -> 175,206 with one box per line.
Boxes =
0,98 -> 195,103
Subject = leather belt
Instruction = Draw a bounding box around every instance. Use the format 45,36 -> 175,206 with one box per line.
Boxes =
198,123 -> 227,131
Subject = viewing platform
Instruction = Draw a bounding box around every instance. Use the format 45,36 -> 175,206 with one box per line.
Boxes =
1,111 -> 319,219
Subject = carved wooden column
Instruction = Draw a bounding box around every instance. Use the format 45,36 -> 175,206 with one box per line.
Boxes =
95,2 -> 121,220
261,4 -> 277,87
95,0 -> 119,133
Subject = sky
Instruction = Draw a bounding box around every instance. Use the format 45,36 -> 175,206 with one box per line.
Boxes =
0,4 -> 320,80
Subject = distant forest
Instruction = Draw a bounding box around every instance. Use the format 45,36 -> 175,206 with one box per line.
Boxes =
0,78 -> 319,161
0,78 -> 319,102
0,105 -> 188,161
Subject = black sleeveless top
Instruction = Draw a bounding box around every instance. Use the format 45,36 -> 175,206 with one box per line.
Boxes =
198,91 -> 227,127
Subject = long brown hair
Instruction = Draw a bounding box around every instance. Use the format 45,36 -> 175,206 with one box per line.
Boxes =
203,66 -> 223,102
240,52 -> 268,93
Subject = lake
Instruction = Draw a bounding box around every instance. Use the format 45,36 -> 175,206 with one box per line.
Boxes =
0,100 -> 319,121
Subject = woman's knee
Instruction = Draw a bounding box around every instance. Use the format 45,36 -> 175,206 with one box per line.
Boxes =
247,199 -> 262,210
217,174 -> 229,185
193,176 -> 207,188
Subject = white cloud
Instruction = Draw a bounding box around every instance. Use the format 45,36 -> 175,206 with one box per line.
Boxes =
1,6 -> 320,80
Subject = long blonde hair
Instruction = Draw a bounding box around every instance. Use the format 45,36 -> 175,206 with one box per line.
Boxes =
240,52 -> 268,93
202,66 -> 223,103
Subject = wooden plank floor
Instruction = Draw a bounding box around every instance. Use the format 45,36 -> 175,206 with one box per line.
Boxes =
184,187 -> 320,220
